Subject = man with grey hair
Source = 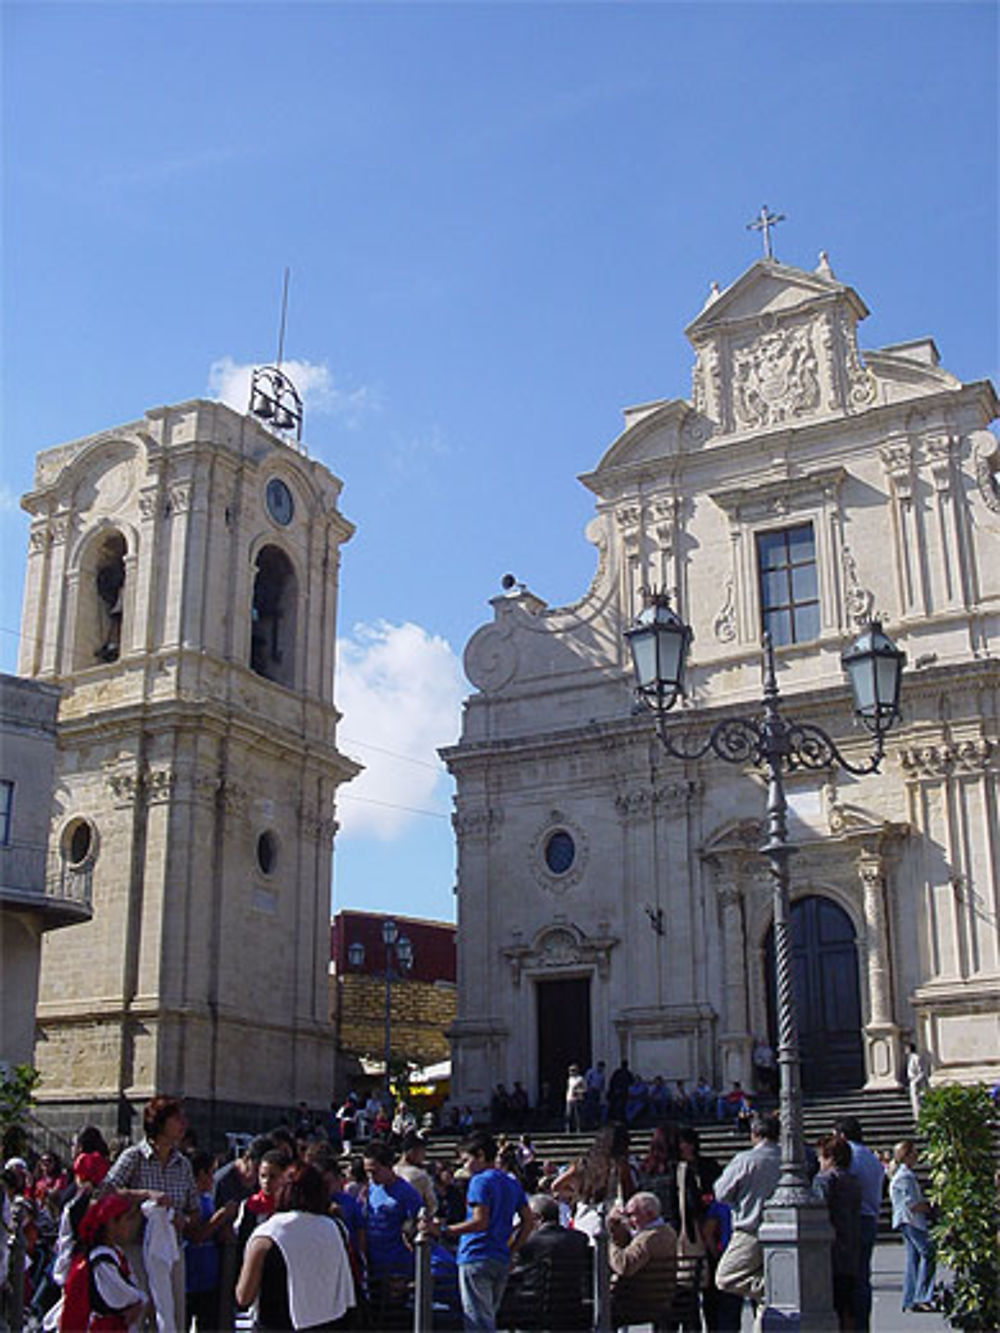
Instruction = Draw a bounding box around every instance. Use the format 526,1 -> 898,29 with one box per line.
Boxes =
504,1194 -> 592,1327
713,1112 -> 782,1304
607,1190 -> 677,1326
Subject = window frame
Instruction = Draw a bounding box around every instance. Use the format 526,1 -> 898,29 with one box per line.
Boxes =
0,779 -> 13,846
756,521 -> 821,647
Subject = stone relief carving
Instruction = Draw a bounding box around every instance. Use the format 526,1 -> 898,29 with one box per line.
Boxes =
138,490 -> 159,520
538,927 -> 580,967
452,806 -> 504,845
50,514 -> 71,545
841,546 -> 875,627
615,504 -> 642,557
502,921 -> 619,985
29,527 -> 48,553
166,483 -> 192,515
651,497 -> 679,554
713,574 -> 737,642
732,324 -> 821,429
899,739 -> 995,777
615,780 -> 700,823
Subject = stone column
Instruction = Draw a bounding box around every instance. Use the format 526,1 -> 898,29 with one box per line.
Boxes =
859,850 -> 902,1089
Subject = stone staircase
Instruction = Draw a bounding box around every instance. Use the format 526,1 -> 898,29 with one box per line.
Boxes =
420,1088 -> 919,1236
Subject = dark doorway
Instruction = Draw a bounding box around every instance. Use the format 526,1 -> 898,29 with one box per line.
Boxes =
536,977 -> 591,1116
765,895 -> 864,1092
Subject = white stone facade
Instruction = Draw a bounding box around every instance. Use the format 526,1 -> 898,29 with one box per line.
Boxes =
444,258 -> 1000,1113
18,399 -> 359,1131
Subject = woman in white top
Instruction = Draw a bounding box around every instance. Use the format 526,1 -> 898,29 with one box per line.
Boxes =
237,1164 -> 356,1331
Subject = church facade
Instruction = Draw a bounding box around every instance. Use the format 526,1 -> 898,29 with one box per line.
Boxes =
444,256 -> 1000,1112
19,398 -> 358,1137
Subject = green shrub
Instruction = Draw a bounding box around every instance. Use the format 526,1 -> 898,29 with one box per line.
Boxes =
919,1083 -> 1000,1330
0,1063 -> 40,1159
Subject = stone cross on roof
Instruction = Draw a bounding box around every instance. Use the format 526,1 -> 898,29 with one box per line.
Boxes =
746,204 -> 786,259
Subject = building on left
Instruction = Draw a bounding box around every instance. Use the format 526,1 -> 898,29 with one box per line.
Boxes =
1,673 -> 91,1071
17,397 -> 360,1141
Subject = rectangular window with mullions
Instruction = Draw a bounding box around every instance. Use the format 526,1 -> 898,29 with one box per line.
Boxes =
0,780 -> 13,846
757,523 -> 820,646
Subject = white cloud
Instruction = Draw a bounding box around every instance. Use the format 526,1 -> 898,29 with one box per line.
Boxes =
335,621 -> 465,840
207,356 -> 373,427
0,485 -> 20,514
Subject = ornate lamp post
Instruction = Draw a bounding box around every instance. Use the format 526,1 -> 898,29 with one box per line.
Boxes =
346,925 -> 414,1098
625,591 -> 905,1325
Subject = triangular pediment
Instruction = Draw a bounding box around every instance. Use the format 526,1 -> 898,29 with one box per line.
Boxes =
685,258 -> 868,341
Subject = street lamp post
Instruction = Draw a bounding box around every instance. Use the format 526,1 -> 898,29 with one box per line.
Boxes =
382,920 -> 414,1099
625,593 -> 905,1327
346,925 -> 415,1100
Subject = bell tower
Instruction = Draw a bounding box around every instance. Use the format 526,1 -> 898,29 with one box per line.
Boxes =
19,396 -> 359,1137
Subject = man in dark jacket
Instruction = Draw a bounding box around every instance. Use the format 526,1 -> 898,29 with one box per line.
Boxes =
505,1195 -> 591,1328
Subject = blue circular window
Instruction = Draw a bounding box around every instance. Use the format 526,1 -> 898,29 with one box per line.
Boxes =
544,830 -> 576,875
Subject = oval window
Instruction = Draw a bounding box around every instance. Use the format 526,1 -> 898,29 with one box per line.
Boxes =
256,831 -> 277,876
544,830 -> 576,876
64,818 -> 95,867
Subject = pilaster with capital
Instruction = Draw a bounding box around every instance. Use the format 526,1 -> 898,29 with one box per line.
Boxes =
715,874 -> 752,1086
859,851 -> 902,1089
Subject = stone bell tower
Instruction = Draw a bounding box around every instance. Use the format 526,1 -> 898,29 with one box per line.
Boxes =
19,396 -> 359,1138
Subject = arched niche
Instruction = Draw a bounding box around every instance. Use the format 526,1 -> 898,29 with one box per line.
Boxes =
71,527 -> 129,669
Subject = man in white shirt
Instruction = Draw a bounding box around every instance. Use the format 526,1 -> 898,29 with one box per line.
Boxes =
713,1113 -> 782,1304
564,1065 -> 586,1133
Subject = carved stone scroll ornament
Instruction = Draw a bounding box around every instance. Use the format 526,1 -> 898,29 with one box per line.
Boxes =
464,624 -> 518,694
973,432 -> 1000,513
731,324 -> 821,430
840,312 -> 877,409
841,546 -> 875,627
714,574 -> 737,642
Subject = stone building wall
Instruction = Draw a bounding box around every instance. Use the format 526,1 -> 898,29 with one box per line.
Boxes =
18,400 -> 359,1136
444,256 -> 1000,1114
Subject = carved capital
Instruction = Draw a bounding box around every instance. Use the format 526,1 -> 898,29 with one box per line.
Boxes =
452,805 -> 504,845
166,482 -> 192,515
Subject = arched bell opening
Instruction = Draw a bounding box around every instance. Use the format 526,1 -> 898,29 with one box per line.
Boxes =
249,544 -> 298,688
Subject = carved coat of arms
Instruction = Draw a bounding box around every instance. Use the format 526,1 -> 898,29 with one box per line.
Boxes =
732,325 -> 821,429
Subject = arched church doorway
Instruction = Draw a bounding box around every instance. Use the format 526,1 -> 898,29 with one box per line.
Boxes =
536,977 -> 591,1119
765,895 -> 864,1093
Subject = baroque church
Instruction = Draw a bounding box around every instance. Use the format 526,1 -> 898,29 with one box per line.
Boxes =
17,397 -> 358,1137
443,255 -> 1000,1111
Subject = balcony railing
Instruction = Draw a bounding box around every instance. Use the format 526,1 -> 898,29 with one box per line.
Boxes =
46,863 -> 94,912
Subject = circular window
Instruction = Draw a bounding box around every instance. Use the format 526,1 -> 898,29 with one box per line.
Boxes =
256,831 -> 278,876
63,818 -> 95,867
265,478 -> 294,527
544,830 -> 576,876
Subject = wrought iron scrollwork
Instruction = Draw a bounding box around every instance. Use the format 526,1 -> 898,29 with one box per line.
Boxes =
648,708 -> 884,777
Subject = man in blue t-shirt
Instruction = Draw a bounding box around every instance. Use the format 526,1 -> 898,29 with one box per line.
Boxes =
363,1141 -> 423,1278
424,1130 -> 534,1331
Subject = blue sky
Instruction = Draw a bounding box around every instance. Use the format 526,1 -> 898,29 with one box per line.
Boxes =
3,1 -> 997,925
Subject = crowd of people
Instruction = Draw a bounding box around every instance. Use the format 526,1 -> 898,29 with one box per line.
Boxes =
1,1089 -> 936,1333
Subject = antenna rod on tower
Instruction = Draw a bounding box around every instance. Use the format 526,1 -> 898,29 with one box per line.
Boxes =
276,267 -> 291,369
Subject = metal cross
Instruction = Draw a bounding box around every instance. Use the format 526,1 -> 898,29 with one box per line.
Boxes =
747,204 -> 786,259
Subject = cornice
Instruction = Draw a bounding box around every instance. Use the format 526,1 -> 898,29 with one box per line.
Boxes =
586,379 -> 996,500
